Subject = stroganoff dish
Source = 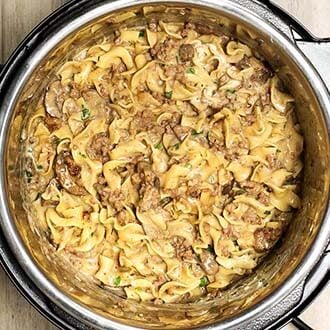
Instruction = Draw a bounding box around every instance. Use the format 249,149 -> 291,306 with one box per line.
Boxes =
23,20 -> 303,303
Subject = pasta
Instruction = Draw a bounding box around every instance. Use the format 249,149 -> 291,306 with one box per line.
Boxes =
23,20 -> 303,303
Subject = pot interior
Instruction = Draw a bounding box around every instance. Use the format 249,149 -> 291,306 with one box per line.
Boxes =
3,1 -> 330,329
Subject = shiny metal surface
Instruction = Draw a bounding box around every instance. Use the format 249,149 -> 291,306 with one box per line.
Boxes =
0,0 -> 329,329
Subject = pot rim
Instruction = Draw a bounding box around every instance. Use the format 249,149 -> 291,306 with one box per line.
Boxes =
0,0 -> 329,329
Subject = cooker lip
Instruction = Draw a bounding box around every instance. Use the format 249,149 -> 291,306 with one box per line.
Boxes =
0,0 -> 329,329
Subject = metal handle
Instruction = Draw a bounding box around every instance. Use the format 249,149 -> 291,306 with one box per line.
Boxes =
261,0 -> 330,42
258,1 -> 330,90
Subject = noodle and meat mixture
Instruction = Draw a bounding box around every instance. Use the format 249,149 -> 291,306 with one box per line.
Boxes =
23,20 -> 303,303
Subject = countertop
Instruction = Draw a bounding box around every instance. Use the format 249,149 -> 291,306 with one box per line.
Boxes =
0,0 -> 329,329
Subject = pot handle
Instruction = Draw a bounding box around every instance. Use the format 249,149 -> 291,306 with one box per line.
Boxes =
260,1 -> 330,89
261,0 -> 330,42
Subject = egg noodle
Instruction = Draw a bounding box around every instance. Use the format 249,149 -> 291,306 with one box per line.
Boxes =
24,21 -> 303,303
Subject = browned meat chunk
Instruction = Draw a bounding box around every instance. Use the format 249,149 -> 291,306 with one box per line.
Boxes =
254,227 -> 281,252
242,207 -> 261,225
135,161 -> 161,211
86,133 -> 112,163
55,150 -> 87,196
195,23 -> 214,35
266,153 -> 282,169
150,39 -> 178,62
171,236 -> 194,261
44,114 -> 61,132
179,44 -> 194,62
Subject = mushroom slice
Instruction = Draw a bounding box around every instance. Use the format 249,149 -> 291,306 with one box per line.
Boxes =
55,150 -> 87,196
44,81 -> 67,118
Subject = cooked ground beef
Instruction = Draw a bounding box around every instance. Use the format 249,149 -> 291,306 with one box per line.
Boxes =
44,114 -> 61,132
54,151 -> 86,196
64,153 -> 81,176
171,236 -> 194,261
178,44 -> 194,62
194,23 -> 214,35
254,227 -> 281,252
150,38 -> 178,62
242,207 -> 262,225
266,153 -> 282,169
87,132 -> 113,163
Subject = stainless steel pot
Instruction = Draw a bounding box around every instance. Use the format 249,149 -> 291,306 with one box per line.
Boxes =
0,1 -> 329,329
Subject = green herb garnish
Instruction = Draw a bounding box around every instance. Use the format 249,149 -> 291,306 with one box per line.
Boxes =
185,163 -> 192,169
113,276 -> 121,287
186,67 -> 195,74
156,142 -> 163,150
52,136 -> 61,145
199,276 -> 209,287
226,88 -> 235,94
79,152 -> 87,158
235,189 -> 246,196
173,143 -> 181,150
81,108 -> 90,120
36,164 -> 43,170
191,129 -> 203,136
138,30 -> 145,38
207,244 -> 215,255
264,210 -> 271,215
164,91 -> 173,99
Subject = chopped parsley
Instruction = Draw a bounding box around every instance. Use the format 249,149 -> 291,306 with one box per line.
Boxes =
25,170 -> 33,182
173,142 -> 181,150
226,88 -> 235,94
155,141 -> 163,150
191,129 -> 203,136
207,244 -> 215,255
36,164 -> 43,170
138,30 -> 145,38
81,108 -> 90,120
264,210 -> 271,215
78,152 -> 87,158
186,67 -> 195,74
52,136 -> 61,145
164,91 -> 173,99
235,189 -> 246,196
199,276 -> 209,287
113,276 -> 121,286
